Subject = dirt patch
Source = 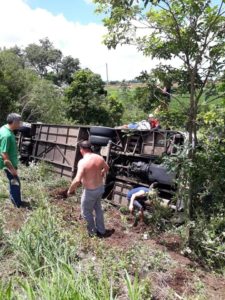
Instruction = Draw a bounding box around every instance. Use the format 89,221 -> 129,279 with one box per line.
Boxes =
103,208 -> 144,249
49,188 -> 68,200
2,204 -> 31,233
51,198 -> 80,225
201,272 -> 225,300
156,233 -> 182,252
166,268 -> 193,295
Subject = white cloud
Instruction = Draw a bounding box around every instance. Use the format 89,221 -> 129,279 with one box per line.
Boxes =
83,0 -> 94,4
0,0 -> 172,80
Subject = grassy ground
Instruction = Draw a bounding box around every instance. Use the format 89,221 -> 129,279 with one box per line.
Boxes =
106,84 -> 224,119
0,163 -> 224,299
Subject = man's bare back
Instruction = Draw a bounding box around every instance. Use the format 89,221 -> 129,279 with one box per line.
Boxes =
76,153 -> 109,189
67,141 -> 110,236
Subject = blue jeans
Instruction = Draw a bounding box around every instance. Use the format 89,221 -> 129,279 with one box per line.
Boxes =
4,169 -> 22,208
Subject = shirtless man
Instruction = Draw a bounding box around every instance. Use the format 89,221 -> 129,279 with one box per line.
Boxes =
67,140 -> 109,236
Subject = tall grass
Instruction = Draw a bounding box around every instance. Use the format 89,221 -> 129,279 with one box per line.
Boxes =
9,202 -> 151,299
0,215 -> 11,260
0,281 -> 13,300
17,264 -> 114,300
16,266 -> 150,300
12,206 -> 78,276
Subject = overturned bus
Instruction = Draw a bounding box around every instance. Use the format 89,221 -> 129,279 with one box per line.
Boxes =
17,123 -> 185,208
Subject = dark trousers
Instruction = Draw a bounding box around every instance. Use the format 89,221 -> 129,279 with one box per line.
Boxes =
4,169 -> 22,208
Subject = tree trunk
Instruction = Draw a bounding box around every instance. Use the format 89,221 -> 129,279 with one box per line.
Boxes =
187,69 -> 198,246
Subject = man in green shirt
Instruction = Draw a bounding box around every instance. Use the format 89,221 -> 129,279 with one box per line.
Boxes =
0,113 -> 23,207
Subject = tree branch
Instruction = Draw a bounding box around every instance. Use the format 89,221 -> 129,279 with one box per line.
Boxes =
203,92 -> 225,104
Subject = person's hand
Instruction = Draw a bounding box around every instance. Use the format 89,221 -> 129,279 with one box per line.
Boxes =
67,189 -> 73,197
11,169 -> 18,177
129,204 -> 134,213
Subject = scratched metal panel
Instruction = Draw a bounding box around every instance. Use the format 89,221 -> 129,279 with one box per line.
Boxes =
31,124 -> 89,178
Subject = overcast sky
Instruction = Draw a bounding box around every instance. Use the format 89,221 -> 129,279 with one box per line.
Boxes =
0,0 -> 162,80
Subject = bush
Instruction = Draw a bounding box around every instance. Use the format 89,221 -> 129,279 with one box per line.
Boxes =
162,104 -> 225,271
191,214 -> 225,270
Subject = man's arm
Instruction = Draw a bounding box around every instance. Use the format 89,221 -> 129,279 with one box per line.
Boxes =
101,159 -> 109,177
67,160 -> 84,195
129,190 -> 146,212
1,135 -> 17,177
1,153 -> 17,176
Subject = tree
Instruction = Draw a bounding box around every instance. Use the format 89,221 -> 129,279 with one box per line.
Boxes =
103,95 -> 124,126
19,79 -> 67,124
95,0 -> 225,145
25,38 -> 62,77
0,48 -> 67,125
65,69 -> 123,126
94,0 -> 225,243
24,38 -> 80,85
0,50 -> 28,124
57,56 -> 80,85
65,69 -> 106,124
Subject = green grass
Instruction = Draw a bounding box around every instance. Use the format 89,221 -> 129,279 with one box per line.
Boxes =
0,164 -> 154,299
107,83 -> 225,129
0,163 -> 220,299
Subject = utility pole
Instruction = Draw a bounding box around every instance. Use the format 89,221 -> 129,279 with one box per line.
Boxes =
106,63 -> 109,85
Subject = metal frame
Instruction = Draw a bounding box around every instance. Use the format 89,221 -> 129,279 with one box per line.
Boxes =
31,124 -> 89,178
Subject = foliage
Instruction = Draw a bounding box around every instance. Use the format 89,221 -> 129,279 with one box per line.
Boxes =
0,39 -> 125,127
0,50 -> 29,124
191,214 -> 225,270
12,207 -> 78,276
94,0 -> 225,143
65,69 -> 124,126
18,79 -> 67,123
103,95 -> 124,126
0,216 -> 10,260
136,70 -> 171,110
25,38 -> 62,77
107,83 -> 149,124
0,48 -> 67,125
157,109 -> 188,130
24,38 -> 80,85
125,270 -> 150,300
162,103 -> 225,269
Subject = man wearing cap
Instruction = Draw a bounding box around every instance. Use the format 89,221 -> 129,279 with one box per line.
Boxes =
0,113 -> 23,208
67,140 -> 110,237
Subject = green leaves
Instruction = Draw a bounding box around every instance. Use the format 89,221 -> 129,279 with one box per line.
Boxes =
0,39 -> 82,124
0,50 -> 31,124
25,38 -> 80,85
65,69 -> 124,126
